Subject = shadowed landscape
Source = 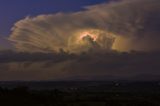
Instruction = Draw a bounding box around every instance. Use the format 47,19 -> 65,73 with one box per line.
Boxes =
0,81 -> 160,106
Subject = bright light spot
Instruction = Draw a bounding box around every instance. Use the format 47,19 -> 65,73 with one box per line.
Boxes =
79,31 -> 98,41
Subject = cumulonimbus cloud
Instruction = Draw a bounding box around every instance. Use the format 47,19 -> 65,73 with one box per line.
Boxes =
9,0 -> 160,53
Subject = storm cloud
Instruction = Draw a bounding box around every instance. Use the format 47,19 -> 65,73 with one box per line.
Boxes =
1,0 -> 160,81
9,0 -> 160,53
0,51 -> 160,81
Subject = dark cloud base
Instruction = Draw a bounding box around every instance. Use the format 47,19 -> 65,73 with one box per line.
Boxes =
0,50 -> 160,81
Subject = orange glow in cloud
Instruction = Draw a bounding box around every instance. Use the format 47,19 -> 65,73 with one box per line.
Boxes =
79,31 -> 98,41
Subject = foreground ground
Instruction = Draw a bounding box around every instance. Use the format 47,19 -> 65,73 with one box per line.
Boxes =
0,81 -> 160,106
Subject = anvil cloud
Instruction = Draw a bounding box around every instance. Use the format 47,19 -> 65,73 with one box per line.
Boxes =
0,0 -> 159,81
9,0 -> 160,53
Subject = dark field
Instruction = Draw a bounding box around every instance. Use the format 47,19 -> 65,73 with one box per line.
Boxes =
0,81 -> 160,106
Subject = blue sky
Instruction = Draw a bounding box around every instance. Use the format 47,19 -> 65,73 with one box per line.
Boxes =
0,0 -> 108,36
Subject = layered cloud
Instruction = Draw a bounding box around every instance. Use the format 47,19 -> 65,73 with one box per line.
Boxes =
9,0 -> 160,53
0,51 -> 160,81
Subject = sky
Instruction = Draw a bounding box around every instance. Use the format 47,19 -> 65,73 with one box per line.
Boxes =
0,0 -> 160,81
0,0 -> 107,36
